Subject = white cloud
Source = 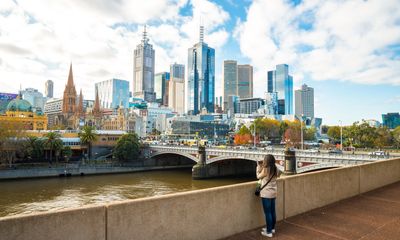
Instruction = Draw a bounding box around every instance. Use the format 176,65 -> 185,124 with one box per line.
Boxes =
0,0 -> 230,101
234,0 -> 400,97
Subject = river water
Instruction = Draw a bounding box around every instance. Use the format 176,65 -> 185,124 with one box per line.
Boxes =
0,169 -> 254,218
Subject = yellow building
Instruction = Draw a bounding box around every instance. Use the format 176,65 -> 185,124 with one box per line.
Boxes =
0,96 -> 47,130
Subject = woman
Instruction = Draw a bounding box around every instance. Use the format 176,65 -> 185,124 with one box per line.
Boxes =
256,154 -> 280,238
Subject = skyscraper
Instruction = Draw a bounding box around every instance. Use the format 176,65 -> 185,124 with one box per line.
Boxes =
133,26 -> 156,102
267,64 -> 293,115
223,61 -> 253,113
168,63 -> 185,114
154,72 -> 170,106
187,26 -> 215,115
45,80 -> 53,98
95,79 -> 130,109
295,84 -> 314,119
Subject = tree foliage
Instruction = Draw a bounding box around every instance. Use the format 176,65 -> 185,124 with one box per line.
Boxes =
113,133 -> 140,161
79,126 -> 97,159
327,126 -> 341,142
0,121 -> 26,167
24,136 -> 45,161
44,132 -> 63,164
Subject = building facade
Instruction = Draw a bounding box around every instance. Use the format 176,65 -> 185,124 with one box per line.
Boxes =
295,84 -> 314,119
168,63 -> 185,114
154,72 -> 170,106
382,113 -> 400,129
21,88 -> 45,111
238,98 -> 264,114
133,26 -> 156,102
0,93 -> 18,113
187,26 -> 215,115
45,80 -> 54,98
267,64 -> 293,115
237,64 -> 253,99
95,79 -> 130,109
44,98 -> 63,127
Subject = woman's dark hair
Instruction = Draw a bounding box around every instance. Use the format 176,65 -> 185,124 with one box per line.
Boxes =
264,154 -> 277,176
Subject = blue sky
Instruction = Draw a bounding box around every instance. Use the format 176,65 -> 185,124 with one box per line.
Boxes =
0,0 -> 399,125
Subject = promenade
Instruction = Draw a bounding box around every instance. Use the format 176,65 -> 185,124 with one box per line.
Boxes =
223,181 -> 400,240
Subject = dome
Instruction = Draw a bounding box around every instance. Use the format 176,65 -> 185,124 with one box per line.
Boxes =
7,98 -> 33,112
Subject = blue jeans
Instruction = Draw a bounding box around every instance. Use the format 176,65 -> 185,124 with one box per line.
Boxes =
261,198 -> 276,233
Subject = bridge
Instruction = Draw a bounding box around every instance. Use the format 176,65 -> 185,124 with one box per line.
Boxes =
146,145 -> 393,178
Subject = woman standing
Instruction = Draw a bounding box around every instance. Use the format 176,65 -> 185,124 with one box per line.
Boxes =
256,154 -> 280,238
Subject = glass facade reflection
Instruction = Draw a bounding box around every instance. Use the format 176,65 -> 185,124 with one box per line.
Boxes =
267,64 -> 293,115
170,121 -> 229,139
154,72 -> 170,106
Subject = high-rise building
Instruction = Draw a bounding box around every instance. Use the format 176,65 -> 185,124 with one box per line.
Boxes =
21,88 -> 45,110
154,72 -> 170,106
295,84 -> 314,119
133,26 -> 156,102
223,61 -> 253,113
168,63 -> 185,114
187,25 -> 215,115
382,112 -> 400,129
237,64 -> 253,99
267,64 -> 293,115
238,98 -> 264,114
45,80 -> 54,98
95,79 -> 130,109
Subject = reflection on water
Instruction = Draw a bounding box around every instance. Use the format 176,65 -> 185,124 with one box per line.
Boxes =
0,169 -> 254,218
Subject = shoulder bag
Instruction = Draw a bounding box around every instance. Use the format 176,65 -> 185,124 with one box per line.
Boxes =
255,169 -> 276,197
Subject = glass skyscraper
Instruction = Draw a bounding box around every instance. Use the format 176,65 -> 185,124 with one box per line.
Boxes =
267,64 -> 293,115
154,72 -> 170,106
133,26 -> 156,102
95,79 -> 130,109
187,26 -> 215,115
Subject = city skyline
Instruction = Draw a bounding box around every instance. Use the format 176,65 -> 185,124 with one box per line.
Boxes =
1,0 -> 399,125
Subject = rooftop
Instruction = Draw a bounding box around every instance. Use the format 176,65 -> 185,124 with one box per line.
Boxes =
223,181 -> 400,240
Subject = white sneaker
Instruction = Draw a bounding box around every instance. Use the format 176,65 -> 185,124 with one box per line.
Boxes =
262,228 -> 275,234
261,231 -> 273,238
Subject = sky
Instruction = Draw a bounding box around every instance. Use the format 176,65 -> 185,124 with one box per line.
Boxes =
0,0 -> 399,125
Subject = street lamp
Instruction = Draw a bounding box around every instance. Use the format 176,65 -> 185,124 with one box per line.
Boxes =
339,120 -> 343,151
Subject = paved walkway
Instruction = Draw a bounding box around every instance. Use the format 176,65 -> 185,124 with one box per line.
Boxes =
222,181 -> 400,240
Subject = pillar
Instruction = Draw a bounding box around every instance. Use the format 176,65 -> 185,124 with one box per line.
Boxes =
284,148 -> 296,175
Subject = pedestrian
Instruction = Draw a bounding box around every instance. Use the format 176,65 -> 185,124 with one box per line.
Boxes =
256,154 -> 280,238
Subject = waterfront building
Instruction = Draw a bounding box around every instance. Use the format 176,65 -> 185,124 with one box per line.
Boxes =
133,26 -> 156,102
45,80 -> 54,98
295,84 -> 314,119
382,112 -> 400,129
0,93 -> 18,113
154,72 -> 170,106
134,102 -> 174,136
44,98 -> 62,128
168,63 -> 185,114
95,79 -> 130,109
267,64 -> 293,115
238,98 -> 264,114
223,61 -> 253,112
21,88 -> 45,111
187,25 -> 215,115
0,94 -> 47,130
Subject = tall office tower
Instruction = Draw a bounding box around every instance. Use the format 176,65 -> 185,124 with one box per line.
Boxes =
223,60 -> 237,112
95,79 -> 130,109
223,61 -> 253,113
267,64 -> 293,115
168,63 -> 185,114
187,25 -> 215,115
237,64 -> 253,99
45,80 -> 54,98
295,84 -> 314,119
133,25 -> 156,102
154,72 -> 170,106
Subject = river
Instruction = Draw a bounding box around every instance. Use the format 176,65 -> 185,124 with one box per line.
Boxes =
0,169 -> 255,218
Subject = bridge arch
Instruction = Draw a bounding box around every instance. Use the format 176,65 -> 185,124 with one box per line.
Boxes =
206,156 -> 284,172
150,152 -> 199,163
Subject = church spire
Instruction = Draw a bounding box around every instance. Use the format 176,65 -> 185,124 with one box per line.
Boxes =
76,89 -> 84,117
67,63 -> 74,87
93,87 -> 101,117
62,63 -> 77,114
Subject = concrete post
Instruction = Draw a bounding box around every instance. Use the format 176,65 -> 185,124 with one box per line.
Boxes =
284,148 -> 296,175
192,146 -> 211,179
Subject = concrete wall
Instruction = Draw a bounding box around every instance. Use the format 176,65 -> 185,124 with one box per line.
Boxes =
0,158 -> 399,240
0,205 -> 106,240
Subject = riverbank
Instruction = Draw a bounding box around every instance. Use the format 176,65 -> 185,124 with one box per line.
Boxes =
0,164 -> 194,180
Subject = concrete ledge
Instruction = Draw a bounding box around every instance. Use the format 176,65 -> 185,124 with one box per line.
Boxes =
283,165 -> 360,218
106,181 -> 273,240
0,205 -> 106,240
360,158 -> 400,193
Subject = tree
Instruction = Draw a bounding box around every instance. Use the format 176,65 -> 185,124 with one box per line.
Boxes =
374,127 -> 392,149
79,126 -> 97,159
321,125 -> 329,134
284,121 -> 301,147
392,126 -> 400,148
327,126 -> 341,142
0,121 -> 26,167
61,146 -> 73,163
113,133 -> 140,161
279,121 -> 290,139
250,118 -> 280,141
234,126 -> 252,145
24,136 -> 45,162
44,132 -> 63,164
304,127 -> 317,141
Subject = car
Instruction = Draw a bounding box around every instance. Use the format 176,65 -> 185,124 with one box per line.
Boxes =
328,149 -> 342,154
369,151 -> 386,156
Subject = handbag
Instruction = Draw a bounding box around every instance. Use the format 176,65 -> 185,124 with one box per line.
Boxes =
255,169 -> 276,196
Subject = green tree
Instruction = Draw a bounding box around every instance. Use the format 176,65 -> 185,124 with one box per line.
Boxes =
321,125 -> 329,134
79,126 -> 97,159
0,122 -> 26,167
61,146 -> 73,163
279,121 -> 289,138
392,126 -> 400,148
304,127 -> 317,141
237,125 -> 251,135
113,133 -> 140,161
44,132 -> 63,164
327,126 -> 341,142
24,136 -> 45,162
374,127 -> 392,149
